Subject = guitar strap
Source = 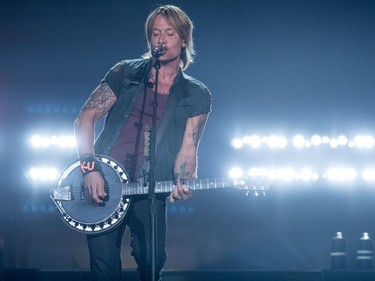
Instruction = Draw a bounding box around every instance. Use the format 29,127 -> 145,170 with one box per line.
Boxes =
136,73 -> 188,181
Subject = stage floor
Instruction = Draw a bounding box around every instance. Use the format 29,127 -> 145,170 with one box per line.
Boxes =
2,269 -> 375,281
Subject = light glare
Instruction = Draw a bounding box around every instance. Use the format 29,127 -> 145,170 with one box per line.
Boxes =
363,169 -> 375,181
311,135 -> 322,146
28,167 -> 59,181
249,135 -> 262,148
232,138 -> 244,149
292,135 -> 305,148
229,167 -> 243,179
326,167 -> 356,181
30,134 -> 76,149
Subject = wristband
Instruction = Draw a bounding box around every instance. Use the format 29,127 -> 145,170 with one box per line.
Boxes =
79,156 -> 103,176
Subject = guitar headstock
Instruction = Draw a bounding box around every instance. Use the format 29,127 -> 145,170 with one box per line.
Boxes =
232,177 -> 271,196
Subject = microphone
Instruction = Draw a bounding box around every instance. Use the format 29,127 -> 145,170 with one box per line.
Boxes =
151,45 -> 166,58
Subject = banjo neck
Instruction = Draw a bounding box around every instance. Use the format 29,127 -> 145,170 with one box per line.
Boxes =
123,178 -> 243,196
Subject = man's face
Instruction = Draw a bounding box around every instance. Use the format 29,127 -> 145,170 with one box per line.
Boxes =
150,14 -> 187,64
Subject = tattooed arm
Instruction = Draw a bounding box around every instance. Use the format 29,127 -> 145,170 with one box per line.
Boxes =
74,82 -> 117,157
168,113 -> 208,203
74,82 -> 117,204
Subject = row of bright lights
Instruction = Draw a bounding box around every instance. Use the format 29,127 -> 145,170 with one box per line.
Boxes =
27,132 -> 375,184
30,134 -> 375,150
232,134 -> 375,149
28,166 -> 375,183
28,167 -> 60,181
30,135 -> 76,148
229,167 -> 375,182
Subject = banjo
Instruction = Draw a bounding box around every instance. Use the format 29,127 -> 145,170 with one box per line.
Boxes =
50,155 -> 269,234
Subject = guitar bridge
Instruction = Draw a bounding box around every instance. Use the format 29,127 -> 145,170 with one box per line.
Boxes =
50,185 -> 74,201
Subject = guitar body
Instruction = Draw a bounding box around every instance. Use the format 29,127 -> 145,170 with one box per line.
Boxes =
50,155 -> 130,234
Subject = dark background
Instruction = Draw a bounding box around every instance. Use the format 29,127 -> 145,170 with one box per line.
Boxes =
1,0 -> 375,272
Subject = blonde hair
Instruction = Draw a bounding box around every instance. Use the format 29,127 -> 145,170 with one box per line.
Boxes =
143,5 -> 195,70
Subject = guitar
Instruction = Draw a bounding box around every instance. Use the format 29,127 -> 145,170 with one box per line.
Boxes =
50,155 -> 269,234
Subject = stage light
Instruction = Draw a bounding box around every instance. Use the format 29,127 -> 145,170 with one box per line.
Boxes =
292,135 -> 305,148
353,135 -> 366,148
353,135 -> 374,149
246,135 -> 262,148
248,167 -> 268,178
300,168 -> 319,181
337,135 -> 348,146
329,138 -> 339,149
326,167 -> 357,181
232,166 -> 375,183
231,133 -> 375,150
311,135 -> 322,146
229,132 -> 375,184
231,138 -> 244,149
248,167 -> 318,181
266,135 -> 287,148
280,168 -> 296,181
321,136 -> 330,145
30,134 -> 76,149
30,135 -> 49,148
229,167 -> 244,179
28,167 -> 59,181
304,141 -> 312,148
362,169 -> 375,181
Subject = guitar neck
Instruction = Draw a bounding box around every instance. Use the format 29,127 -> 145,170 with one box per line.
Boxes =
123,178 -> 234,196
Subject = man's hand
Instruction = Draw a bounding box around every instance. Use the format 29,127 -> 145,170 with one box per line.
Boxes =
83,171 -> 107,205
168,181 -> 192,203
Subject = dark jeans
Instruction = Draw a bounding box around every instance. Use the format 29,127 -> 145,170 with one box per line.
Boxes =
87,197 -> 167,281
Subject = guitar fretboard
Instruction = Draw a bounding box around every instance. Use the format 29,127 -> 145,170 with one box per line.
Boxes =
123,178 -> 237,196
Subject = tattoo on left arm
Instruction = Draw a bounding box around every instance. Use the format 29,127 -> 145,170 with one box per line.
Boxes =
178,162 -> 188,185
190,115 -> 207,148
179,162 -> 188,178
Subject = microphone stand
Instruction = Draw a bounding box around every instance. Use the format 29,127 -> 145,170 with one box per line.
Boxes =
148,57 -> 161,281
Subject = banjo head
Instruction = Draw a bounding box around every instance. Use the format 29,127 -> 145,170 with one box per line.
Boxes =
51,155 -> 130,234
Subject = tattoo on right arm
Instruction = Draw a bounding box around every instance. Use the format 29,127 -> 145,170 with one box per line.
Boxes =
82,83 -> 116,114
